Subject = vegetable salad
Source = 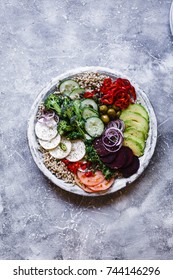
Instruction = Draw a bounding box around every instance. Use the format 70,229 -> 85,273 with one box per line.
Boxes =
35,72 -> 149,193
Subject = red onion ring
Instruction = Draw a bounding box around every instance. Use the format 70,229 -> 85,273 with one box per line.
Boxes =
38,117 -> 46,123
102,143 -> 122,153
102,127 -> 124,152
45,119 -> 57,128
38,117 -> 58,128
107,119 -> 125,131
38,111 -> 59,127
102,136 -> 118,147
42,111 -> 55,121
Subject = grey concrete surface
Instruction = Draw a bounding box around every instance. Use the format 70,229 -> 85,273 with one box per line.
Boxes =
1,0 -> 173,259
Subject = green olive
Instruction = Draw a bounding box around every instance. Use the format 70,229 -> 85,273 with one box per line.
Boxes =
99,105 -> 108,114
116,111 -> 121,117
107,108 -> 116,119
101,114 -> 110,124
112,105 -> 120,111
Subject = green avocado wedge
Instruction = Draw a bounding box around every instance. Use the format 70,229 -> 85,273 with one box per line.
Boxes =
123,137 -> 144,157
125,103 -> 149,121
123,127 -> 146,141
120,103 -> 150,156
123,119 -> 148,139
124,134 -> 145,150
120,111 -> 149,131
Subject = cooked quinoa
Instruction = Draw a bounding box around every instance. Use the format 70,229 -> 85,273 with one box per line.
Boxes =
36,102 -> 45,119
39,146 -> 75,184
73,72 -> 107,90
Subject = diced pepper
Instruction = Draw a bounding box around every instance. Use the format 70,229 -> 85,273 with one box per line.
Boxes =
100,77 -> 136,110
84,91 -> 95,98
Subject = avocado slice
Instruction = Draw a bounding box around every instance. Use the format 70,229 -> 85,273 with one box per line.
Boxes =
123,137 -> 144,157
125,104 -> 149,121
124,127 -> 145,141
124,120 -> 148,139
124,135 -> 145,150
120,111 -> 149,129
121,109 -> 149,128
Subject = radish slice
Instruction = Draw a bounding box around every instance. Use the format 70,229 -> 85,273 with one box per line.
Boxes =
66,140 -> 86,162
49,138 -> 71,159
44,119 -> 57,128
35,121 -> 57,141
38,134 -> 61,150
74,176 -> 93,193
87,178 -> 114,192
77,170 -> 105,186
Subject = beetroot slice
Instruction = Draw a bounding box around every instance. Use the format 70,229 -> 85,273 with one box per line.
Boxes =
100,152 -> 117,163
121,156 -> 140,178
122,146 -> 134,168
106,147 -> 127,169
93,137 -> 110,156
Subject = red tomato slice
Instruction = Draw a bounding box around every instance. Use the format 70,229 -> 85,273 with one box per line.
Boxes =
74,175 -> 93,193
87,178 -> 114,192
77,170 -> 105,187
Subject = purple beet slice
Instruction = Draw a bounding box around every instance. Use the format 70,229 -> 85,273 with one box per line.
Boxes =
121,156 -> 140,178
100,152 -> 117,163
122,146 -> 134,168
106,147 -> 127,169
93,137 -> 110,156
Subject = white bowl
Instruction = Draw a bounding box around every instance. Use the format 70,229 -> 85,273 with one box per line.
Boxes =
27,66 -> 157,196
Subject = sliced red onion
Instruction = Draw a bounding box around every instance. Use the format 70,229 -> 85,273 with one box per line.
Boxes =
102,143 -> 122,153
38,111 -> 59,127
107,119 -> 125,131
102,135 -> 118,147
45,119 -> 57,128
102,127 -> 124,152
42,111 -> 55,121
38,117 -> 57,128
38,117 -> 46,123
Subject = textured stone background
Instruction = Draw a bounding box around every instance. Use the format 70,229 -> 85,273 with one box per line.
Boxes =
1,0 -> 173,259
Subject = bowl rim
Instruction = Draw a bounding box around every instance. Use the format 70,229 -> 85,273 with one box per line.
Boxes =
27,66 -> 157,196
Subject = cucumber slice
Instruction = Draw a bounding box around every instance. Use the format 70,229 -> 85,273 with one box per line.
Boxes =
81,99 -> 98,111
59,80 -> 79,96
70,88 -> 85,100
82,107 -> 98,120
85,117 -> 104,137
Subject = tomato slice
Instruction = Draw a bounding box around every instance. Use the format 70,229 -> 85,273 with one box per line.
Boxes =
77,170 -> 105,186
87,178 -> 114,192
74,175 -> 93,193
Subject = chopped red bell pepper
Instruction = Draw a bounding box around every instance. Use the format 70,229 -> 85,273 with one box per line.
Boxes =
62,160 -> 91,175
85,171 -> 94,177
100,77 -> 136,109
83,91 -> 95,98
101,92 -> 114,105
